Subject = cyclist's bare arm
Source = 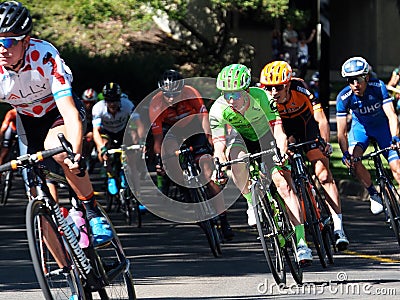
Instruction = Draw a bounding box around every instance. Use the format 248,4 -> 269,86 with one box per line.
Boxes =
336,116 -> 349,153
270,123 -> 288,159
382,102 -> 399,138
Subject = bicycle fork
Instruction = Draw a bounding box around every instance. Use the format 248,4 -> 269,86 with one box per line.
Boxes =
50,200 -> 104,291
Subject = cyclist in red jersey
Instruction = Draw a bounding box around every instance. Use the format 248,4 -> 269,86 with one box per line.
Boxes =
0,1 -> 112,246
260,61 -> 349,251
149,69 -> 234,240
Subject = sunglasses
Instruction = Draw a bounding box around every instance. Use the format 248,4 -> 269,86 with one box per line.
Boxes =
0,35 -> 25,49
223,91 -> 243,101
264,85 -> 285,92
163,91 -> 181,98
347,76 -> 366,85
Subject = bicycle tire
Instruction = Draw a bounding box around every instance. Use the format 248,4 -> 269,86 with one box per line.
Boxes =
0,172 -> 6,205
2,170 -> 13,206
311,177 -> 335,264
252,185 -> 286,284
299,179 -> 328,268
123,188 -> 142,228
90,205 -> 137,300
381,179 -> 400,247
274,193 -> 303,284
130,194 -> 142,228
26,199 -> 85,300
105,189 -> 117,213
194,187 -> 222,257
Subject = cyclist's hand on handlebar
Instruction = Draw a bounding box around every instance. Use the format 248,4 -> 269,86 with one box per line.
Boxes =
155,153 -> 165,176
213,169 -> 228,186
341,150 -> 352,168
272,152 -> 288,166
64,153 -> 86,176
323,142 -> 333,156
391,136 -> 400,149
155,164 -> 166,176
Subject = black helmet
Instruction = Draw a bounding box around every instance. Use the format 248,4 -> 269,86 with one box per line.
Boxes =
0,1 -> 32,35
102,82 -> 121,102
158,69 -> 184,95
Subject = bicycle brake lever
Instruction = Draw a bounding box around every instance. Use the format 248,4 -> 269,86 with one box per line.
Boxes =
57,133 -> 86,177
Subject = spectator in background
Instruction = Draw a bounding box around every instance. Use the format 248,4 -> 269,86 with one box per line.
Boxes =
387,65 -> 400,112
282,22 -> 298,66
271,28 -> 282,60
297,29 -> 316,79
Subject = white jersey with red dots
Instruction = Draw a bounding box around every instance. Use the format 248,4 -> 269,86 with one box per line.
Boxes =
0,38 -> 73,117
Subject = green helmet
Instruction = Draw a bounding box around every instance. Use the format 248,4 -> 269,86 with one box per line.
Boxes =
217,64 -> 251,91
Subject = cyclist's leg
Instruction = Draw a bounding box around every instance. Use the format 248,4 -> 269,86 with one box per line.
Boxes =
46,122 -> 113,246
0,125 -> 12,164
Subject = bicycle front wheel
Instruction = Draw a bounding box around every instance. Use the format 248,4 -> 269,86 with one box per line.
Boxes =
252,185 -> 286,285
0,170 -> 12,206
26,199 -> 85,300
381,179 -> 400,247
194,187 -> 222,257
91,205 -> 136,300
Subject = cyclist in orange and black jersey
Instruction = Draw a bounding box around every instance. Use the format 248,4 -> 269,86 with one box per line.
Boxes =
274,77 -> 322,145
260,61 -> 349,251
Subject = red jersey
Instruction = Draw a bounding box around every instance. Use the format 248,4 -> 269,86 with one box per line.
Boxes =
149,85 -> 208,136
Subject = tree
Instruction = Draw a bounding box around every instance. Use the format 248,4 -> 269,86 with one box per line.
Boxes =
144,0 -> 310,75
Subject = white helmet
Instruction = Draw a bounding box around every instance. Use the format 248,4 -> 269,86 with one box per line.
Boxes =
341,57 -> 370,77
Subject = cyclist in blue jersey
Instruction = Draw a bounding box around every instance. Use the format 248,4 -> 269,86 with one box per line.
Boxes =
336,56 -> 400,215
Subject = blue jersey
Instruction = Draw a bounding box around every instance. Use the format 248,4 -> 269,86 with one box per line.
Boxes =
336,78 -> 392,131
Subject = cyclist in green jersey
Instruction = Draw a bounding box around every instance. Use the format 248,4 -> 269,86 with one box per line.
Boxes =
209,64 -> 312,264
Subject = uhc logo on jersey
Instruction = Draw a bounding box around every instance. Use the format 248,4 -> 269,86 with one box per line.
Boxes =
359,102 -> 381,114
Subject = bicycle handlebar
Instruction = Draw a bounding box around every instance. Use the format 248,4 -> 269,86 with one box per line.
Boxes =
107,144 -> 144,155
214,148 -> 276,180
287,136 -> 327,153
352,145 -> 399,162
0,133 -> 74,173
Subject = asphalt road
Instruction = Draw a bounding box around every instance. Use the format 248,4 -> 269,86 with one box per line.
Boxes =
0,170 -> 400,300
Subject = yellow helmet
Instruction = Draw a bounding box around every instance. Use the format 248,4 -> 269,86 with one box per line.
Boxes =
260,61 -> 292,85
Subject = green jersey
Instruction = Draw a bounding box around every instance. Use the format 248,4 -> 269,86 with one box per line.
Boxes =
209,87 -> 281,142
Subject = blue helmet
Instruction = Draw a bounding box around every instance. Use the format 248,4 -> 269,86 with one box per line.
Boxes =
341,57 -> 370,77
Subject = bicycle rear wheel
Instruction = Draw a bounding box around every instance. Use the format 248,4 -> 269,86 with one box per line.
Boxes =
26,199 -> 85,300
300,180 -> 328,268
90,205 -> 136,299
252,185 -> 286,285
381,179 -> 400,247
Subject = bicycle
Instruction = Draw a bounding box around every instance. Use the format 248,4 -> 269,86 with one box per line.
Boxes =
215,147 -> 303,285
0,133 -> 136,299
0,132 -> 19,206
352,139 -> 400,247
161,144 -> 223,258
287,137 -> 335,268
107,145 -> 145,228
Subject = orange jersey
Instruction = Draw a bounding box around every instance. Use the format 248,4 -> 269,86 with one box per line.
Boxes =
149,86 -> 208,136
1,108 -> 17,133
276,79 -> 322,122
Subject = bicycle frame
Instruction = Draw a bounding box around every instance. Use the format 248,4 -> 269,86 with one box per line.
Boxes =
0,134 -> 135,298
